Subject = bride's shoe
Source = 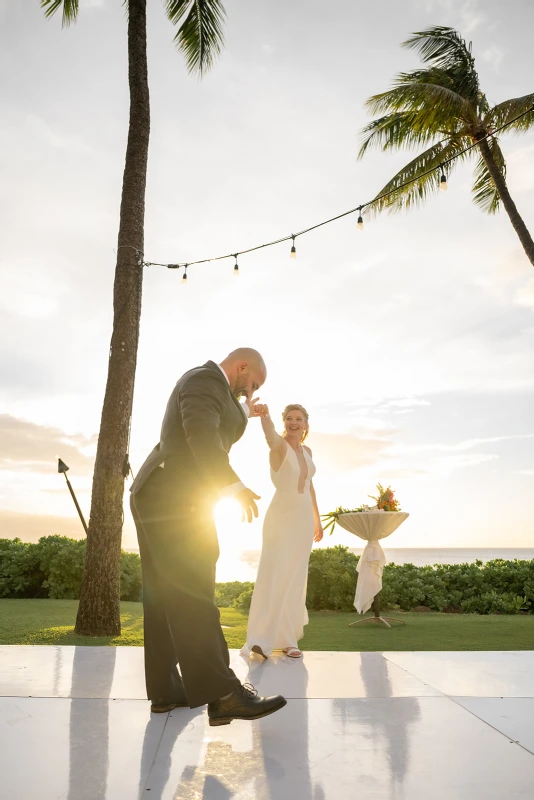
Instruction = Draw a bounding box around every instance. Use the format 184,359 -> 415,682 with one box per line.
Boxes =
283,647 -> 302,658
251,645 -> 268,659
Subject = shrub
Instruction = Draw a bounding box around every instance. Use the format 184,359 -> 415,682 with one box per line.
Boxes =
120,551 -> 143,601
0,535 -> 142,600
36,535 -> 86,599
306,546 -> 360,611
233,588 -> 254,610
0,539 -> 45,598
380,558 -> 534,614
215,581 -> 254,608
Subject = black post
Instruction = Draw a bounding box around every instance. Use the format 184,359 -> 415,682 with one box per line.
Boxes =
58,459 -> 89,535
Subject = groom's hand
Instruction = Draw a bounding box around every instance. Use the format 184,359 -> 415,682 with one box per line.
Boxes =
237,487 -> 261,523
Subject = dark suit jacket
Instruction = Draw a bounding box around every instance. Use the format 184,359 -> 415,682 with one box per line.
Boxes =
130,361 -> 247,504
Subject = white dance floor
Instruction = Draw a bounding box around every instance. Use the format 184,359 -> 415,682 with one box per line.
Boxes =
1,646 -> 534,799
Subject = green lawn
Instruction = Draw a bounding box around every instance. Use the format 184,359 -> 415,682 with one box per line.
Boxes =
1,599 -> 534,650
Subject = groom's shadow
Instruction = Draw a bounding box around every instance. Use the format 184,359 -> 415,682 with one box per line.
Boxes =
150,656 -> 325,799
138,706 -> 204,799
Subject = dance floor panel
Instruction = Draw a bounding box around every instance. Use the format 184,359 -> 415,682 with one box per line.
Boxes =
1,647 -> 534,799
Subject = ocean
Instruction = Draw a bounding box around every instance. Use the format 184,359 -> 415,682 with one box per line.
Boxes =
124,545 -> 534,582
223,547 -> 534,583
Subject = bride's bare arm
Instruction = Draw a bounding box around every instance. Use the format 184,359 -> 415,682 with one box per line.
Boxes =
260,411 -> 284,450
259,407 -> 287,471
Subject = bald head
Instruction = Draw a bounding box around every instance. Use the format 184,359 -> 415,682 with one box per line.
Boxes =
219,347 -> 267,400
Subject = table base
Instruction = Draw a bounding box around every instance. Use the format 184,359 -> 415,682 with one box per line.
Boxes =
350,594 -> 406,628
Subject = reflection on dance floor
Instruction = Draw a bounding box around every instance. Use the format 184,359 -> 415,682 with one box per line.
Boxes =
1,647 -> 534,799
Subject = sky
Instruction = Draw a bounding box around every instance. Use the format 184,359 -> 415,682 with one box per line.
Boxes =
0,0 -> 533,576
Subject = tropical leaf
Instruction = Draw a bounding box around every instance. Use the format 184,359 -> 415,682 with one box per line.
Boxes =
369,136 -> 471,215
358,111 -> 443,157
404,26 -> 474,69
472,137 -> 506,214
41,0 -> 79,26
487,94 -> 534,133
166,0 -> 226,75
403,26 -> 479,102
365,80 -> 475,132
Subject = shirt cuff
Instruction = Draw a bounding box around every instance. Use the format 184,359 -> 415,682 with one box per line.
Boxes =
242,401 -> 250,418
219,480 -> 246,499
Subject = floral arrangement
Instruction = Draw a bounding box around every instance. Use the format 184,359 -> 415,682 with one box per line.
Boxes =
370,483 -> 400,512
321,483 -> 401,536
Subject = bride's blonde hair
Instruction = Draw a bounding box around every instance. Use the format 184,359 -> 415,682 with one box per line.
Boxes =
281,404 -> 309,443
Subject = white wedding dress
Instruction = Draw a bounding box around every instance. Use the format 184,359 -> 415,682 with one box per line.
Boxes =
242,442 -> 316,656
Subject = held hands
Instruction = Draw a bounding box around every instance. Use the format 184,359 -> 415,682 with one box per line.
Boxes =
237,487 -> 261,523
245,397 -> 269,418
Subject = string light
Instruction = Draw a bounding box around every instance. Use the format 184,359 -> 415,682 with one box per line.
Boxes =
440,164 -> 448,192
141,105 -> 533,277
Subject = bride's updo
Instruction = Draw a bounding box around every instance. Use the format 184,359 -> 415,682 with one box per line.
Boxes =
281,404 -> 309,443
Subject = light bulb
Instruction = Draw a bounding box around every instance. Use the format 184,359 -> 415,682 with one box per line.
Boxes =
357,214 -> 364,231
234,264 -> 239,276
290,237 -> 296,259
182,270 -> 188,284
440,173 -> 448,191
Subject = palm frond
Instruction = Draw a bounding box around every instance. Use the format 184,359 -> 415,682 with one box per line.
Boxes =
472,137 -> 506,214
403,26 -> 479,102
166,0 -> 226,76
366,80 -> 475,132
404,26 -> 473,68
369,136 -> 471,215
487,93 -> 534,133
358,112 -> 447,158
41,0 -> 79,26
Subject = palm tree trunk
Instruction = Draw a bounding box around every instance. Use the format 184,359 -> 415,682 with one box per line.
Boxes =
477,136 -> 534,268
75,0 -> 150,635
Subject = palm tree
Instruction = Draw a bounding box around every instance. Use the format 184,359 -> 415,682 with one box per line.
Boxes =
358,26 -> 534,267
41,0 -> 227,635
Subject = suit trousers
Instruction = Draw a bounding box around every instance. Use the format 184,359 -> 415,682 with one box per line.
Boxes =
130,470 -> 241,708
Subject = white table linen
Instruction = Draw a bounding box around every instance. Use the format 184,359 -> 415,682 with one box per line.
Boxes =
336,511 -> 409,613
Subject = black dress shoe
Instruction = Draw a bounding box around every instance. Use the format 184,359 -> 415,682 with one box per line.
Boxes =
150,698 -> 189,713
208,683 -> 287,727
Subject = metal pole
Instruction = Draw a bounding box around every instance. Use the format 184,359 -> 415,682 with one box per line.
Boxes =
63,473 -> 89,535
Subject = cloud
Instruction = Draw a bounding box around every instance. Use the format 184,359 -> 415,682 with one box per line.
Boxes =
0,415 -> 96,475
0,509 -> 85,542
24,114 -> 95,157
381,398 -> 431,409
419,0 -> 485,32
480,45 -> 504,70
515,278 -> 534,310
309,430 -> 395,471
407,433 -> 534,454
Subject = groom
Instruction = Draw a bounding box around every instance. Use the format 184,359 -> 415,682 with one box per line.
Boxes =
130,348 -> 286,726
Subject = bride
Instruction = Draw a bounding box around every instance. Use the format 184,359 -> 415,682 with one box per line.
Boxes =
241,403 -> 323,659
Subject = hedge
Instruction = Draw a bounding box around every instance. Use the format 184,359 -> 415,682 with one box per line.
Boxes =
0,537 -> 141,601
2,539 -> 533,615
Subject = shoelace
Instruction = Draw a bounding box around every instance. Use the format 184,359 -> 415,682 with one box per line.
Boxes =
241,683 -> 258,699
